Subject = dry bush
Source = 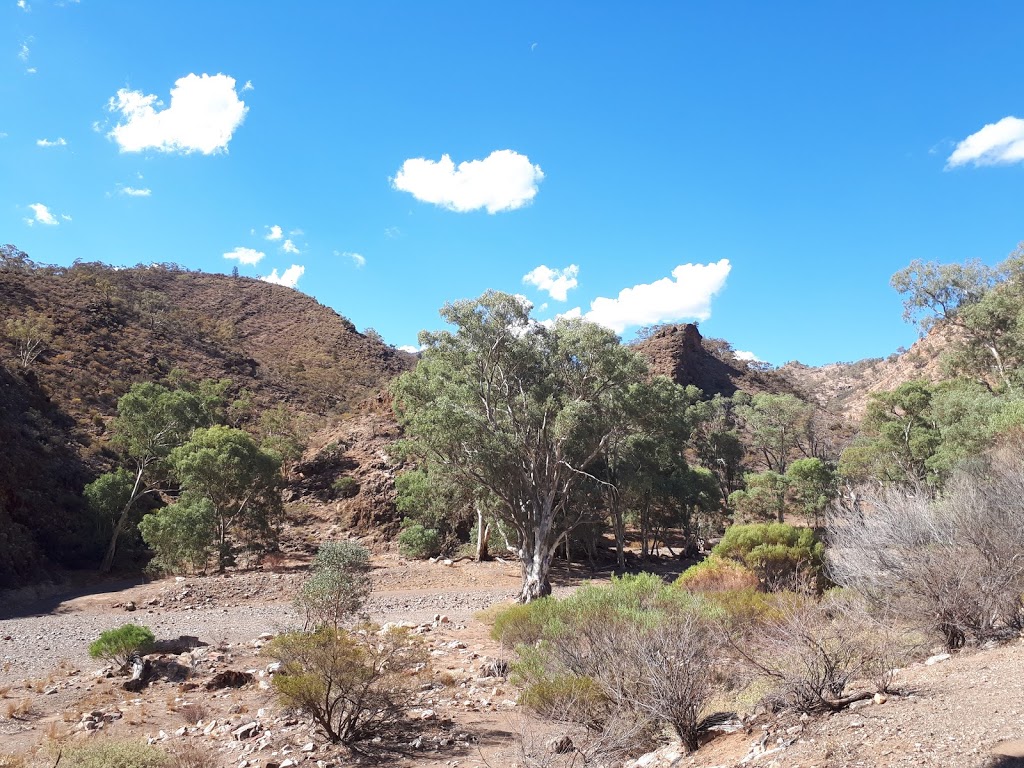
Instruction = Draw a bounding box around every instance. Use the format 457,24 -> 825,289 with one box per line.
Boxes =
167,743 -> 215,768
267,625 -> 426,745
829,443 -> 1024,648
178,702 -> 208,725
508,575 -> 725,755
732,592 -> 912,713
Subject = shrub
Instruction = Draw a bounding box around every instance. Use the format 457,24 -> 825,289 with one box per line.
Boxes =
676,554 -> 759,593
731,592 -> 911,713
267,626 -> 426,744
713,523 -> 825,591
829,442 -> 1024,648
397,524 -> 441,559
88,625 -> 155,671
332,476 -> 358,498
500,574 -> 724,755
297,540 -> 371,630
54,740 -> 169,768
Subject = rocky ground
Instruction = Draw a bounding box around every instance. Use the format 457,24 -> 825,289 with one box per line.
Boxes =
2,555 -> 1024,768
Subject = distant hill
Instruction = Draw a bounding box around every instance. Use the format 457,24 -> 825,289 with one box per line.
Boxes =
777,328 -> 952,420
0,248 -> 413,585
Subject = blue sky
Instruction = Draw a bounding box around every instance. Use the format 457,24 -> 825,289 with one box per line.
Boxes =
4,2 -> 1024,365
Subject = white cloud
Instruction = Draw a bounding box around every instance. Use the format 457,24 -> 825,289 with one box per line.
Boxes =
17,0 -> 29,10
289,228 -> 304,235
392,149 -> 544,213
107,73 -> 248,155
260,264 -> 304,288
18,42 -> 29,61
563,260 -> 731,334
241,80 -> 254,92
25,67 -> 36,74
398,345 -> 423,354
523,264 -> 579,301
947,116 -> 1024,168
223,246 -> 265,265
60,213 -> 72,222
0,132 -> 8,139
265,224 -> 283,241
335,250 -> 365,267
24,203 -> 58,226
36,137 -> 67,147
282,238 -> 300,254
120,186 -> 151,197
734,350 -> 763,362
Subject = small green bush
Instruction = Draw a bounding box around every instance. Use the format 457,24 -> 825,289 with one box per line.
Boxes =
519,674 -> 608,721
297,540 -> 372,630
332,476 -> 358,498
676,554 -> 760,593
491,597 -> 561,648
397,524 -> 441,559
712,523 -> 825,591
56,740 -> 169,768
88,625 -> 155,671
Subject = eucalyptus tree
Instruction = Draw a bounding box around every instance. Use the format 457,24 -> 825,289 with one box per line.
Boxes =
94,382 -> 211,572
392,291 -> 647,601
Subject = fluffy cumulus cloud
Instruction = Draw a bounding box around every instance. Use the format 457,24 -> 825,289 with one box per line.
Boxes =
265,224 -> 283,241
24,203 -> 59,226
36,137 -> 66,147
282,239 -> 300,254
261,264 -> 304,288
107,73 -> 248,154
947,116 -> 1024,168
223,246 -> 265,265
398,344 -> 423,354
523,264 -> 579,301
563,260 -> 731,334
392,149 -> 544,213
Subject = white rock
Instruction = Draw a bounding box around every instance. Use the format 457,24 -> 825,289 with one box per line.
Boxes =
925,653 -> 951,666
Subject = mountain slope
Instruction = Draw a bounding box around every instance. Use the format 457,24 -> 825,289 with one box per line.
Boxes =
0,251 -> 413,584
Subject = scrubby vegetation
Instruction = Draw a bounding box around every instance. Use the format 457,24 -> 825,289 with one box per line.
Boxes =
88,624 -> 155,671
296,540 -> 372,629
266,625 -> 426,745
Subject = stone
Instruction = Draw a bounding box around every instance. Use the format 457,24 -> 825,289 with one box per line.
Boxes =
925,653 -> 951,666
233,722 -> 260,740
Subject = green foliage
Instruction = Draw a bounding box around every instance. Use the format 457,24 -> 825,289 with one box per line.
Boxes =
728,471 -> 788,523
267,626 -> 426,744
784,458 -> 837,524
392,291 -> 651,601
676,554 -> 759,593
257,403 -> 308,466
88,624 -> 155,670
713,523 -> 824,591
297,540 -> 372,629
85,468 -> 136,526
53,740 -> 169,768
397,524 -> 441,559
491,597 -> 561,649
497,574 -> 720,753
138,495 -> 216,575
736,393 -> 812,474
169,425 -> 282,571
332,475 -> 358,498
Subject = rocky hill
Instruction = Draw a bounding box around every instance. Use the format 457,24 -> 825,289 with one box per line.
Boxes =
631,323 -> 799,398
777,327 -> 952,420
0,248 -> 413,585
